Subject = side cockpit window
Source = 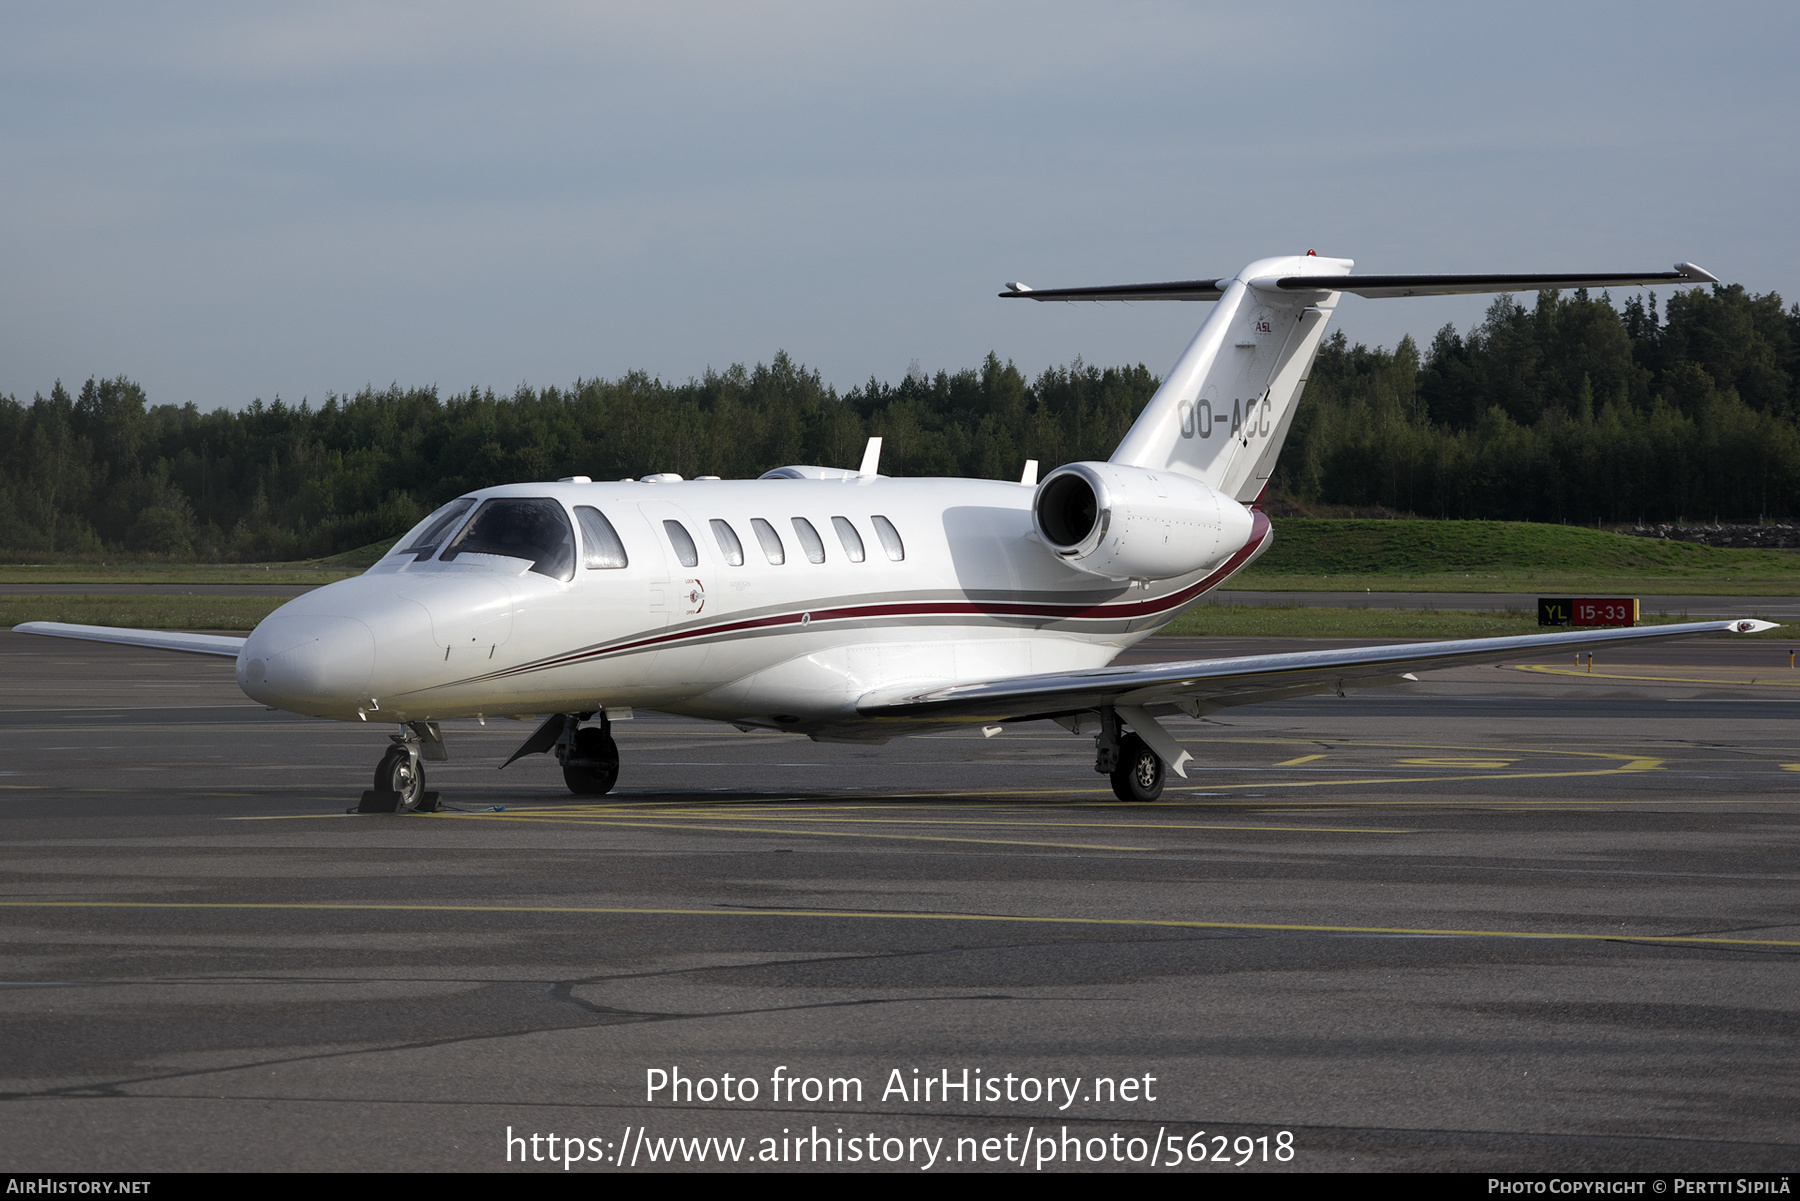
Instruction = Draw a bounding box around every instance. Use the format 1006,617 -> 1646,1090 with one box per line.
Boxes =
397,498 -> 475,559
440,497 -> 576,580
575,506 -> 629,569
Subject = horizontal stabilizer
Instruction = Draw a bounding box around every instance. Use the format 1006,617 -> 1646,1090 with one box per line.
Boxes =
1001,279 -> 1227,302
1000,263 -> 1717,303
11,621 -> 245,658
1276,264 -> 1719,299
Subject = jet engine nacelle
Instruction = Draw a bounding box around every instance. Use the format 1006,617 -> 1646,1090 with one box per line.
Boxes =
1032,461 -> 1253,581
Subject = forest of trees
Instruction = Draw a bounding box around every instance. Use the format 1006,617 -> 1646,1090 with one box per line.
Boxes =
0,282 -> 1794,560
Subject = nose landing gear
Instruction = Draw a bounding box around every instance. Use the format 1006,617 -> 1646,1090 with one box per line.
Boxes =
373,743 -> 427,810
359,722 -> 445,813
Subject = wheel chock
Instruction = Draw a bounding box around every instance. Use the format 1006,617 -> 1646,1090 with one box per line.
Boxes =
354,790 -> 441,814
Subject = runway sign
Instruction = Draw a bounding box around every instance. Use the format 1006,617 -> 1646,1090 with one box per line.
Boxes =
1538,597 -> 1639,627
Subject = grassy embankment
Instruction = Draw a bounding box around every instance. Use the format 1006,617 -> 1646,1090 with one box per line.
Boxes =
0,539 -> 392,630
1226,519 -> 1800,595
4,524 -> 1794,638
1165,520 -> 1796,638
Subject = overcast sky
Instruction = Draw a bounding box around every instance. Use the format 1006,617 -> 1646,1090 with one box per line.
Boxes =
3,2 -> 1795,411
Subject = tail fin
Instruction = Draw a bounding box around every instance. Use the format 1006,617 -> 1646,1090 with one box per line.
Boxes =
1002,254 -> 1718,503
1108,254 -> 1348,501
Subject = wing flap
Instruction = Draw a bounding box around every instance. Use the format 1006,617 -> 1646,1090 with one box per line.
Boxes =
858,619 -> 1774,724
12,621 -> 246,659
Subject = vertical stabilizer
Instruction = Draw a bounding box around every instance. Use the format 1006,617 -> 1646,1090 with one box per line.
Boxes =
1109,255 -> 1349,501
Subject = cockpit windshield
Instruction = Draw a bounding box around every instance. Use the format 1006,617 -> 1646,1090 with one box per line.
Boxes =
439,497 -> 576,580
396,497 -> 476,559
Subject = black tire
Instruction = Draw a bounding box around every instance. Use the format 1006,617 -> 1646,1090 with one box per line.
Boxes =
1109,733 -> 1164,802
374,745 -> 427,812
562,727 -> 620,796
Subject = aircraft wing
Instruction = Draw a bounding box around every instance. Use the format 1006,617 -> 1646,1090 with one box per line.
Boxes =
12,621 -> 246,659
857,619 -> 1773,725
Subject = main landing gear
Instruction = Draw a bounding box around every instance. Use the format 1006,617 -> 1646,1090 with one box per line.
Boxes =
501,712 -> 620,796
1093,708 -> 1166,803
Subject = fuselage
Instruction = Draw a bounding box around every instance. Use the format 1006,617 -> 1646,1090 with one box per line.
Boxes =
235,473 -> 1270,739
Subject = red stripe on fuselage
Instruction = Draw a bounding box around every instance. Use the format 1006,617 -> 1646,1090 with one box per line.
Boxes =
465,509 -> 1271,684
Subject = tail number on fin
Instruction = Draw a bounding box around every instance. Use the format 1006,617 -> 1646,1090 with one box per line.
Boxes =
1180,397 -> 1269,440
1179,399 -> 1211,439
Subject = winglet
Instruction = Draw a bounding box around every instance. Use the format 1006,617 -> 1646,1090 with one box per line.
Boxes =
858,437 -> 883,478
1020,459 -> 1039,487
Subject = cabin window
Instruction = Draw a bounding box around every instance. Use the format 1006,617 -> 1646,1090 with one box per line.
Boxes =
831,516 -> 865,563
439,497 -> 576,581
575,506 -> 628,569
791,517 -> 826,564
871,515 -> 905,561
398,497 -> 475,559
710,519 -> 745,566
664,520 -> 700,568
751,517 -> 785,564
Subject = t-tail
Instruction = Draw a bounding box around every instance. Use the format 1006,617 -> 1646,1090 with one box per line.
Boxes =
1107,254 -> 1345,501
1004,255 -> 1720,505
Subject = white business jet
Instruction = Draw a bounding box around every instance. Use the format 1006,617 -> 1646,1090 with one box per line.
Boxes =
18,254 -> 1767,809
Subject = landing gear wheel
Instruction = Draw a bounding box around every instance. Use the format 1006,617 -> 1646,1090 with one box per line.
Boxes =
1109,733 -> 1164,802
562,727 -> 620,796
374,746 -> 427,812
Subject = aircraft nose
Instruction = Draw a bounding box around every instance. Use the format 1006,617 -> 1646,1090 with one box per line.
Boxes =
239,615 -> 376,714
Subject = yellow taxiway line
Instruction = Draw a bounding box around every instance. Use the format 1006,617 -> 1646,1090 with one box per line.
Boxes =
0,899 -> 1794,949
443,810 -> 1408,835
1517,664 -> 1800,686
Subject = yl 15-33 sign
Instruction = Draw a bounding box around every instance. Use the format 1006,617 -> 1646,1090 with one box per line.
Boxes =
1538,598 -> 1639,627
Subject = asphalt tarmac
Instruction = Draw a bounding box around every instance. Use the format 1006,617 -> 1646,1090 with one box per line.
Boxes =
1,628 -> 1797,1173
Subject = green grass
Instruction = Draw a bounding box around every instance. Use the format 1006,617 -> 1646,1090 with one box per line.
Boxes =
1221,573 -> 1800,595
0,565 -> 359,585
2,596 -> 281,631
5,518 -> 1799,590
1230,519 -> 1800,594
0,537 -> 396,584
310,538 -> 400,569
